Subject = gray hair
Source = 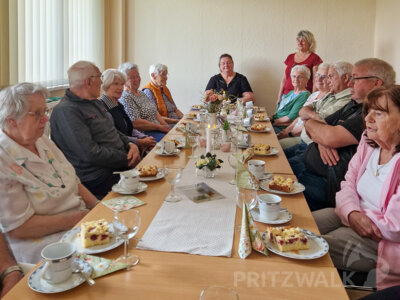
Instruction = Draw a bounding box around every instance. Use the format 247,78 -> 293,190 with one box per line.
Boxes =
149,63 -> 168,77
318,62 -> 331,71
291,65 -> 311,80
101,69 -> 127,91
67,60 -> 99,90
355,58 -> 396,86
0,82 -> 49,130
118,62 -> 139,76
297,30 -> 317,52
332,61 -> 353,77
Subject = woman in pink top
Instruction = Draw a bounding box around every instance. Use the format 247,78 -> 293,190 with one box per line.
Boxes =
313,85 -> 400,290
276,30 -> 322,103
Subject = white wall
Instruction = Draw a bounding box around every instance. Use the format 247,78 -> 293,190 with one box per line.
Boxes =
375,0 -> 400,83
127,0 -> 376,115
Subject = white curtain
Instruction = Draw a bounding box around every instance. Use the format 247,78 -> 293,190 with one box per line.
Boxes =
11,0 -> 104,88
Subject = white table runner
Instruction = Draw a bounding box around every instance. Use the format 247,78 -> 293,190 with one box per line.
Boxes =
137,150 -> 237,257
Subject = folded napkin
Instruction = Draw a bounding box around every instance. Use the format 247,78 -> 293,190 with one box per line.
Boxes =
102,196 -> 146,212
238,202 -> 269,259
236,154 -> 259,190
75,253 -> 129,278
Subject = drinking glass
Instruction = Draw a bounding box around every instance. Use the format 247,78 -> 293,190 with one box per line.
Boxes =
200,286 -> 239,300
228,154 -> 237,185
188,135 -> 200,159
235,187 -> 257,210
114,209 -> 141,268
164,167 -> 183,202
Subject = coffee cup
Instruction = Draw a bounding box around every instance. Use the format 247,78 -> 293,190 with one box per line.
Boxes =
258,194 -> 281,220
160,140 -> 176,154
245,101 -> 254,108
248,159 -> 265,180
41,242 -> 76,284
242,117 -> 251,127
119,169 -> 140,190
246,108 -> 253,118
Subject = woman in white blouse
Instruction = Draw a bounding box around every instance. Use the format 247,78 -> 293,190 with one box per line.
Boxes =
0,83 -> 98,264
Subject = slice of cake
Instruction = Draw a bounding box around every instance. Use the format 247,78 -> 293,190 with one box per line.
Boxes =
250,123 -> 267,131
252,143 -> 271,155
80,219 -> 111,248
268,176 -> 295,193
139,165 -> 158,177
266,226 -> 309,252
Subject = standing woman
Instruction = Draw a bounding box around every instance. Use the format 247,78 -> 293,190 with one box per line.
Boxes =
205,53 -> 255,104
276,30 -> 322,103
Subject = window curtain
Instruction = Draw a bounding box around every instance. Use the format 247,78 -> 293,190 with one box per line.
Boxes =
8,0 -> 104,88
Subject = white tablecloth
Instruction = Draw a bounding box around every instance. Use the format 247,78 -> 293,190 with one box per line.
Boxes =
137,150 -> 237,257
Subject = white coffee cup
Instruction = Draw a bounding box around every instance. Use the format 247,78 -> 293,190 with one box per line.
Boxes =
160,140 -> 176,154
242,117 -> 251,127
246,108 -> 253,118
119,169 -> 140,190
248,159 -> 265,179
41,242 -> 76,284
245,101 -> 254,108
258,194 -> 282,220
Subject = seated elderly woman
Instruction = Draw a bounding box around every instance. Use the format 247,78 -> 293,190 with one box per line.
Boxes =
277,62 -> 331,149
205,53 -> 255,104
272,65 -> 311,133
0,83 -> 98,264
143,63 -> 183,124
100,69 -> 156,155
118,62 -> 171,142
313,85 -> 400,290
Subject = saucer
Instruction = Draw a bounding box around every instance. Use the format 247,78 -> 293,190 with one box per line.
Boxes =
154,148 -> 181,156
112,182 -> 148,195
28,259 -> 91,293
250,207 -> 292,224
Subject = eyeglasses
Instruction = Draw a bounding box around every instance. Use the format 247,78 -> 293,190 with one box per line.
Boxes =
315,74 -> 327,80
27,109 -> 50,120
90,75 -> 104,81
349,75 -> 380,82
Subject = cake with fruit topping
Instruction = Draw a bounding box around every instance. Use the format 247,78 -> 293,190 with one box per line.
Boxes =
139,165 -> 158,177
250,123 -> 267,131
254,113 -> 265,121
252,143 -> 271,155
268,175 -> 295,193
80,219 -> 111,248
266,226 -> 309,252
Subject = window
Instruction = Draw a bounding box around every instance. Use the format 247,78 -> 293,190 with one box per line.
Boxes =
7,0 -> 104,89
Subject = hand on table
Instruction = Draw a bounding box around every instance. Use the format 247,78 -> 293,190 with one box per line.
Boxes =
137,137 -> 156,148
348,211 -> 382,243
127,143 -> 140,167
159,125 -> 171,133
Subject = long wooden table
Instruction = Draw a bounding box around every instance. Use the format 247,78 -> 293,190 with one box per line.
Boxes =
4,111 -> 349,300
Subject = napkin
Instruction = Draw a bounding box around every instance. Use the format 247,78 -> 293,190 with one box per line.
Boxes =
236,153 -> 259,190
238,202 -> 269,259
75,253 -> 129,278
101,196 -> 146,212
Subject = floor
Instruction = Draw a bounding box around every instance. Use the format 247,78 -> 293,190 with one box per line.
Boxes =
346,288 -> 373,299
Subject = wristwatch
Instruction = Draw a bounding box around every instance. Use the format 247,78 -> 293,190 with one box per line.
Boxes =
0,265 -> 24,285
288,132 -> 293,137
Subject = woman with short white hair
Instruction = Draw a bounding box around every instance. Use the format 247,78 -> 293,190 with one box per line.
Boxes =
272,65 -> 311,133
118,62 -> 171,142
100,68 -> 156,153
0,82 -> 98,264
143,63 -> 183,124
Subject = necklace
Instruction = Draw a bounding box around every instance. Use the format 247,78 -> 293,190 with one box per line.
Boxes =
374,164 -> 385,177
22,150 -> 66,188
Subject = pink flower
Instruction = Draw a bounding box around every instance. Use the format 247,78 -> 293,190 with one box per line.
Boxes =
10,163 -> 23,175
209,94 -> 218,102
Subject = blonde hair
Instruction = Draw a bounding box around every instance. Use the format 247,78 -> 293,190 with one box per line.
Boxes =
297,30 -> 316,52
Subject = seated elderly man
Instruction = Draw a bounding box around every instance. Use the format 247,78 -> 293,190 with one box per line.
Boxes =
271,65 -> 311,133
289,58 -> 395,211
50,61 -> 140,199
284,61 -> 353,156
143,63 -> 183,124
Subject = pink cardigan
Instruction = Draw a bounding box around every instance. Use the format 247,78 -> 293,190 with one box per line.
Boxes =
335,134 -> 400,290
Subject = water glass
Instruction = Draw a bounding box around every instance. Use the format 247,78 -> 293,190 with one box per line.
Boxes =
164,167 -> 183,202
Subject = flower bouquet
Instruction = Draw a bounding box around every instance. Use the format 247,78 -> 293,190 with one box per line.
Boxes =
195,152 -> 224,178
203,90 -> 225,113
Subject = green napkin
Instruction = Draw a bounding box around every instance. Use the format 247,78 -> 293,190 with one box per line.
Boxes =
236,154 -> 259,190
102,196 -> 146,212
75,253 -> 129,278
238,202 -> 269,259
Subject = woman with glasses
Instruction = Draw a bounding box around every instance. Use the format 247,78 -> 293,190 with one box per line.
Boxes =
143,63 -> 183,124
0,83 -> 98,264
277,63 -> 331,148
272,65 -> 311,133
276,30 -> 322,103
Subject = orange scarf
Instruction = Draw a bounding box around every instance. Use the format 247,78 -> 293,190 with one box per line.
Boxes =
143,81 -> 174,117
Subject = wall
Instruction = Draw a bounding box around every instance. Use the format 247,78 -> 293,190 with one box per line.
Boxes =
375,0 -> 400,83
124,0 -> 376,116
